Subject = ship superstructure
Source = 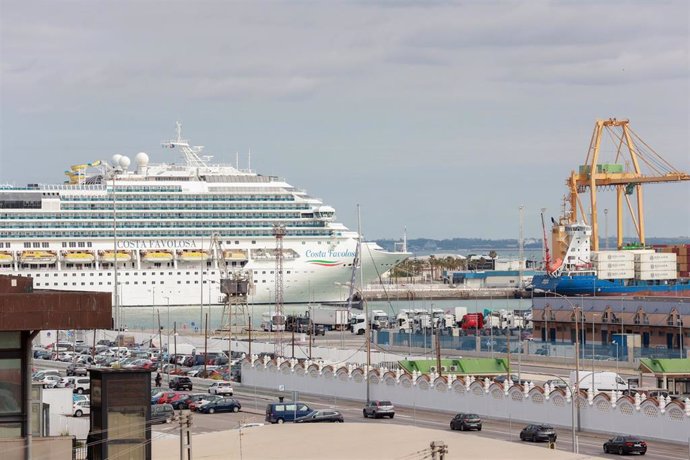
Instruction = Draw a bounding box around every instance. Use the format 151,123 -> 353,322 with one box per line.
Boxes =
0,123 -> 408,306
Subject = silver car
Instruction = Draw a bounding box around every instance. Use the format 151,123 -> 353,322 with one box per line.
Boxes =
363,400 -> 395,419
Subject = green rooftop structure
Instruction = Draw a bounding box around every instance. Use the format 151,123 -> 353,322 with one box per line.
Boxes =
639,358 -> 690,394
399,358 -> 508,376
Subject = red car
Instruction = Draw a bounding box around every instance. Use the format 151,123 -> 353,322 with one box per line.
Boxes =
156,392 -> 179,405
162,393 -> 189,406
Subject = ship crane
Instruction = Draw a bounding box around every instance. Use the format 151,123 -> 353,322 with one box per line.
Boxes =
566,118 -> 690,251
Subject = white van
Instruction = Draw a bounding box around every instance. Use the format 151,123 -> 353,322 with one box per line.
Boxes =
570,371 -> 627,392
65,376 -> 91,394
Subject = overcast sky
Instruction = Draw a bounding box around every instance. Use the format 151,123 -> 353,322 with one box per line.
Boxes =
1,1 -> 688,240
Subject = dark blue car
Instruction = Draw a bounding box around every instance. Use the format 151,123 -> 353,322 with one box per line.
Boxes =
198,398 -> 241,414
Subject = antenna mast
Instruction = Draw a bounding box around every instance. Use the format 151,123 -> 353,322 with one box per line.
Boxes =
161,121 -> 209,168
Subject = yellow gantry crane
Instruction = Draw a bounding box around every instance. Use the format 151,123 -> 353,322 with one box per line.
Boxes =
566,118 -> 690,251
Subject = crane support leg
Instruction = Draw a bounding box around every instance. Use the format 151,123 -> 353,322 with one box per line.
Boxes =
636,185 -> 645,246
617,186 -> 624,249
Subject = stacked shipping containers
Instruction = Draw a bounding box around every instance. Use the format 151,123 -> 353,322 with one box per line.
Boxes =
633,250 -> 677,280
591,251 -> 634,279
653,244 -> 690,278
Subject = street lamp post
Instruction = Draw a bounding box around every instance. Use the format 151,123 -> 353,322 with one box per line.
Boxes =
536,289 -> 581,431
612,341 -> 619,374
530,372 -> 587,454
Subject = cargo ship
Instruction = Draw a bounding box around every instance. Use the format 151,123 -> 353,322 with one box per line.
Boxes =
530,222 -> 690,297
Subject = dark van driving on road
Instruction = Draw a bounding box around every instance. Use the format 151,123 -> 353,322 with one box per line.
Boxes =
265,402 -> 312,424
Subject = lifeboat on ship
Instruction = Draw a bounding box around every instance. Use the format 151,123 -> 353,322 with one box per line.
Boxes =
99,250 -> 132,263
0,251 -> 14,265
142,250 -> 174,263
178,250 -> 210,262
20,250 -> 57,265
62,251 -> 95,264
223,250 -> 248,261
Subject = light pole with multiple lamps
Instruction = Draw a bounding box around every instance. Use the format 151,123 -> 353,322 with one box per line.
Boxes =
534,289 -> 582,432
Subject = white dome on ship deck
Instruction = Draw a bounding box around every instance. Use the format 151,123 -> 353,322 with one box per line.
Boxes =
111,154 -> 122,166
119,156 -> 131,169
135,152 -> 150,166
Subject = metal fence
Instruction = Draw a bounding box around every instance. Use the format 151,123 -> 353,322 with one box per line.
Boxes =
374,331 -> 689,362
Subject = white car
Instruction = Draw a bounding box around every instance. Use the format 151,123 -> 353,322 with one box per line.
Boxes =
208,382 -> 233,396
73,400 -> 90,417
40,375 -> 62,389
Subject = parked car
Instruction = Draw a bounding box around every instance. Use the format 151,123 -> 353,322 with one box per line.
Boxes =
33,349 -> 52,360
73,400 -> 90,417
603,435 -> 647,455
265,402 -> 312,424
493,375 -> 519,385
197,398 -> 241,414
32,369 -> 60,381
362,400 -> 395,419
519,424 -> 557,442
450,413 -> 482,431
161,393 -> 189,408
173,393 -> 207,410
188,394 -> 223,412
66,377 -> 90,394
67,363 -> 88,376
545,379 -> 568,390
208,381 -> 234,396
150,404 -> 175,424
169,376 -> 193,391
73,394 -> 89,404
39,375 -> 62,389
295,410 -> 344,423
153,391 -> 177,405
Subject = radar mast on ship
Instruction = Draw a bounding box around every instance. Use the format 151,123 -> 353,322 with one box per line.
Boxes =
161,121 -> 212,168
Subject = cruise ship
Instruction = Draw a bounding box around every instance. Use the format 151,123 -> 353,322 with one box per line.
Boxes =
0,123 -> 408,306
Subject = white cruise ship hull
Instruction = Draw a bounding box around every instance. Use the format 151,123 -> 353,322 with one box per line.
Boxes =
1,241 -> 406,306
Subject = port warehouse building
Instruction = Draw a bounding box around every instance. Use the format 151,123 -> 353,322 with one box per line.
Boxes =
531,296 -> 689,352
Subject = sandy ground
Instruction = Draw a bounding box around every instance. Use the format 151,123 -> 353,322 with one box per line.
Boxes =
152,423 -> 603,460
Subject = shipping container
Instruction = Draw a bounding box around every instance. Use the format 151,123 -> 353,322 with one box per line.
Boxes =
597,269 -> 635,279
634,252 -> 677,263
634,261 -> 676,271
594,261 -> 634,270
680,271 -> 690,278
635,270 -> 677,280
590,251 -> 635,262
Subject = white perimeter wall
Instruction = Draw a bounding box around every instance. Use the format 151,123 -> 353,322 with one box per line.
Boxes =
242,359 -> 690,443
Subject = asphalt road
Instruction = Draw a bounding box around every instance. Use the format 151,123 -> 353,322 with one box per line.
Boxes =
35,358 -> 687,459
151,378 -> 690,460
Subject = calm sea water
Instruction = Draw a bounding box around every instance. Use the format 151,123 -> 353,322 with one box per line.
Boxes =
117,297 -> 533,332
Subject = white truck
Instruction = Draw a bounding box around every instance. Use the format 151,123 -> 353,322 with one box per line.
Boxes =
570,371 -> 627,392
309,306 -> 349,331
168,343 -> 196,356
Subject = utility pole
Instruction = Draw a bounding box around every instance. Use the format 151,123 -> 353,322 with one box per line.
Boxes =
157,310 -> 163,369
291,317 -> 296,359
308,306 -> 313,360
203,313 -> 208,378
174,322 -> 178,374
506,329 -> 511,381
248,315 -> 252,358
435,320 -> 442,378
179,411 -> 192,460
273,225 -> 286,357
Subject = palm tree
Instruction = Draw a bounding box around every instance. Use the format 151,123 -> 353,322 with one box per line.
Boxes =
489,250 -> 498,270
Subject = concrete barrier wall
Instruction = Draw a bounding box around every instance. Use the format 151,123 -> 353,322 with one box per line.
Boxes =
242,358 -> 690,443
